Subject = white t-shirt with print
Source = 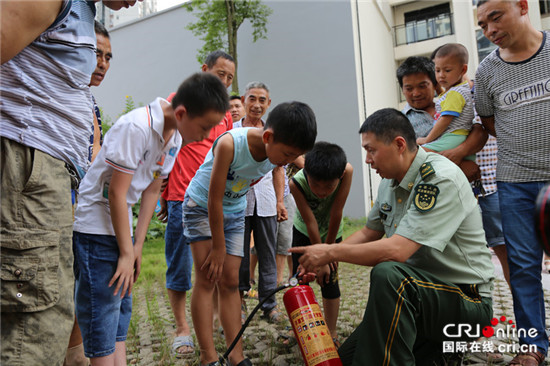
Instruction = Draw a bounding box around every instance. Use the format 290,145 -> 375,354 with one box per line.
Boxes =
74,98 -> 181,236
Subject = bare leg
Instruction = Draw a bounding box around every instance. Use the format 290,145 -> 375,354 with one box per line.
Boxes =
492,245 -> 511,289
114,342 -> 126,366
287,256 -> 293,279
213,285 -> 220,331
322,297 -> 340,340
249,251 -> 257,285
190,240 -> 218,364
276,254 -> 287,284
167,289 -> 193,354
64,318 -> 88,366
218,254 -> 246,366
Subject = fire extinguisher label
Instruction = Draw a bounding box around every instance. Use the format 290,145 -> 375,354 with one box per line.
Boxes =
289,304 -> 340,366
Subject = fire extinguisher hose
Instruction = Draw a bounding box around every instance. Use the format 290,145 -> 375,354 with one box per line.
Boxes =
221,276 -> 300,363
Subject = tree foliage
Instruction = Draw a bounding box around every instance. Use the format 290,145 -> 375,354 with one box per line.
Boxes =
184,0 -> 272,93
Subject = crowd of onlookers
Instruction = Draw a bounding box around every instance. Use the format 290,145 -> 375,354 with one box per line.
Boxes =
1,1 -> 549,366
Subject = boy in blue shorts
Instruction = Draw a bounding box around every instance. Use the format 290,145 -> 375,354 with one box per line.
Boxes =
184,102 -> 317,366
289,142 -> 353,346
416,43 -> 476,161
72,73 -> 229,365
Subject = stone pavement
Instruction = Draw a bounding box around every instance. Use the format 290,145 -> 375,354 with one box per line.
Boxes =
127,252 -> 550,365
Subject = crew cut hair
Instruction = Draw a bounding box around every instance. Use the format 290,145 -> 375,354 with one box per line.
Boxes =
171,73 -> 229,117
264,101 -> 317,152
94,20 -> 110,39
304,142 -> 347,181
204,50 -> 234,69
244,81 -> 270,95
433,43 -> 469,65
359,108 -> 417,152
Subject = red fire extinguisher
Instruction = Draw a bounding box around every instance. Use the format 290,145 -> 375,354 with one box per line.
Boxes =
283,285 -> 342,366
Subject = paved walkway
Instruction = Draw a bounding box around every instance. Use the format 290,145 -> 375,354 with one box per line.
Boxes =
127,252 -> 550,365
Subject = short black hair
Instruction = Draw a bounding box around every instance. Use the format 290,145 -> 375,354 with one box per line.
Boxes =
94,20 -> 110,39
265,102 -> 317,151
305,142 -> 347,181
230,95 -> 242,101
359,108 -> 417,152
433,43 -> 469,65
204,50 -> 234,69
396,56 -> 437,88
476,0 -> 490,8
171,73 -> 229,118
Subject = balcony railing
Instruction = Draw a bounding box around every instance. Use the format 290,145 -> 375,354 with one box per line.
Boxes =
394,13 -> 454,46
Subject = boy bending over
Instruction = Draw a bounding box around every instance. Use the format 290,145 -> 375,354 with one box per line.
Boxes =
417,43 -> 476,161
72,73 -> 229,365
183,102 -> 317,366
290,142 -> 353,346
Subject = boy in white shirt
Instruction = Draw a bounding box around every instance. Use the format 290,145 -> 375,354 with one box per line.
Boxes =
72,73 -> 229,365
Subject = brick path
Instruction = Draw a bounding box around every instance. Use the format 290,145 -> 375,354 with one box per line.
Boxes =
127,253 -> 550,365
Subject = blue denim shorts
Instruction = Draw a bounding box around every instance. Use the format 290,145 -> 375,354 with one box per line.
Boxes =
165,200 -> 193,292
478,192 -> 505,247
182,195 -> 245,257
73,232 -> 133,358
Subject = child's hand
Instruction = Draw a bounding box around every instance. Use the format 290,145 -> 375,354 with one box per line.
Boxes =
316,264 -> 331,287
109,251 -> 135,298
416,137 -> 427,146
329,261 -> 339,272
276,202 -> 288,222
296,264 -> 316,284
201,247 -> 225,282
133,246 -> 143,283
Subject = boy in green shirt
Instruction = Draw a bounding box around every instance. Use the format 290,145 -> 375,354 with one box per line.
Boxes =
290,141 -> 353,345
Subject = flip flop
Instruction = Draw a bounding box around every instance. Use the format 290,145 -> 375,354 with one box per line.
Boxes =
172,335 -> 194,357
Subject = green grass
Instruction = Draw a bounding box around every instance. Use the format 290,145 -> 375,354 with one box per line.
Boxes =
138,237 -> 168,284
137,216 -> 366,286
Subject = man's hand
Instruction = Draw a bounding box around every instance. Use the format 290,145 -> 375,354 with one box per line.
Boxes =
160,178 -> 169,193
316,264 -> 331,287
276,201 -> 288,222
289,244 -> 333,273
156,197 -> 168,222
459,160 -> 481,182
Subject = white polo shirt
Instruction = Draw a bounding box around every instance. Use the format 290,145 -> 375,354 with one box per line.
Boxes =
74,98 -> 181,236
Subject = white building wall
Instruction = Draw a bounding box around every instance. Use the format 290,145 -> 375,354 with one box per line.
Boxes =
351,0 -> 399,214
93,1 -> 367,218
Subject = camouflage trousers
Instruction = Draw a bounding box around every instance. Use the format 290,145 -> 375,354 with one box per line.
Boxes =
1,137 -> 74,366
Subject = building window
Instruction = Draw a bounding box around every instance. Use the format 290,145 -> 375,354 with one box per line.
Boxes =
541,0 -> 550,15
476,29 -> 498,62
394,4 -> 454,46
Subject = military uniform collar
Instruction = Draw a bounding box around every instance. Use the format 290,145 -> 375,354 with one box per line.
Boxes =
394,148 -> 427,192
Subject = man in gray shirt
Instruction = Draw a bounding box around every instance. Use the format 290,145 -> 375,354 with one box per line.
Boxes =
475,0 -> 550,364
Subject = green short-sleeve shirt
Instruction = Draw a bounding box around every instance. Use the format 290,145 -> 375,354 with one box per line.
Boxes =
367,149 -> 494,297
292,169 -> 344,241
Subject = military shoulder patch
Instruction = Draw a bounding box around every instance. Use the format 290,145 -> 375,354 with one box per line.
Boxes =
420,162 -> 435,180
414,184 -> 439,212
